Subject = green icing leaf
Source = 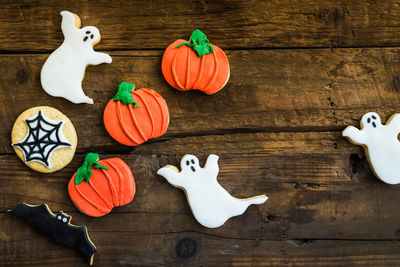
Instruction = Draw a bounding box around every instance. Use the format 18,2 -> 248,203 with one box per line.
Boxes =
175,29 -> 214,57
113,82 -> 139,107
74,153 -> 109,185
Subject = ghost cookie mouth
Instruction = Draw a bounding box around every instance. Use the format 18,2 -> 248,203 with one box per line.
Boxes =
343,112 -> 400,184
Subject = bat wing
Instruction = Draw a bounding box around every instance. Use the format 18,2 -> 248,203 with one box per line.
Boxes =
9,203 -> 96,265
62,224 -> 96,265
9,203 -> 55,234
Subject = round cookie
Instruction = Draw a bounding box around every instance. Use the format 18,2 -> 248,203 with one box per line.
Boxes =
11,106 -> 77,173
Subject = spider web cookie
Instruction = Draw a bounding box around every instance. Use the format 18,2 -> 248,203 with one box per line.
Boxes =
12,109 -> 71,168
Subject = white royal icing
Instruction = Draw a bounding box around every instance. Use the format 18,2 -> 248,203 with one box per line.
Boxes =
343,112 -> 400,184
157,154 -> 268,228
41,11 -> 112,104
12,109 -> 71,168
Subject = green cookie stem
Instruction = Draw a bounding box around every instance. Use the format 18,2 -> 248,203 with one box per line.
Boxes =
175,29 -> 214,57
113,82 -> 139,107
75,153 -> 109,185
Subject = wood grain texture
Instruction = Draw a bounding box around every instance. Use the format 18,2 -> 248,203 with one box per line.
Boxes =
2,0 -> 400,266
4,217 -> 400,266
2,48 -> 400,153
2,0 -> 400,52
0,151 -> 397,242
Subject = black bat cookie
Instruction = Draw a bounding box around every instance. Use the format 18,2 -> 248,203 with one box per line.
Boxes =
9,203 -> 96,265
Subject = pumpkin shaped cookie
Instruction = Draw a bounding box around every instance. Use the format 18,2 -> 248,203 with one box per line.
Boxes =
68,153 -> 135,217
103,82 -> 169,146
162,29 -> 230,94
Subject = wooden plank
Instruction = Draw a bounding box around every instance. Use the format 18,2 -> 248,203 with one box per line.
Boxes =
1,48 -> 400,153
2,216 -> 400,266
1,151 -> 400,241
2,0 -> 400,51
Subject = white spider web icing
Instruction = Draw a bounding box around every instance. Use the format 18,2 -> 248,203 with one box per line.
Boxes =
12,109 -> 72,168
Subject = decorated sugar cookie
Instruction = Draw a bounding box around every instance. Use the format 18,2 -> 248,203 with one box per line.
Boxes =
157,154 -> 268,228
343,112 -> 400,184
41,11 -> 112,104
9,203 -> 96,265
68,153 -> 135,217
103,82 -> 169,146
11,106 -> 77,173
162,29 -> 230,95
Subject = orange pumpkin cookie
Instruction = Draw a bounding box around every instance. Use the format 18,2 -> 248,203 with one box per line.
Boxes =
162,29 -> 230,95
103,82 -> 169,146
68,153 -> 135,217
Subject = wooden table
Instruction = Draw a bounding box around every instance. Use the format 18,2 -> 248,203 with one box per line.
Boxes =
2,0 -> 400,266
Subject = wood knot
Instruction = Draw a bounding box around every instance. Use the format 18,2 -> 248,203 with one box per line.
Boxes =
392,75 -> 400,92
318,7 -> 348,26
394,227 -> 400,238
15,69 -> 29,84
349,153 -> 365,174
176,237 -> 197,258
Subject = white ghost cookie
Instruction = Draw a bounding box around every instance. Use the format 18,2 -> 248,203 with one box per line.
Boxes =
157,154 -> 268,228
343,112 -> 400,184
41,11 -> 112,104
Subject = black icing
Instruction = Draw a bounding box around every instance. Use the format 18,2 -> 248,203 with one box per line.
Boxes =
191,166 -> 196,172
83,31 -> 95,42
12,110 -> 71,168
366,114 -> 378,128
186,160 -> 189,166
9,203 -> 96,265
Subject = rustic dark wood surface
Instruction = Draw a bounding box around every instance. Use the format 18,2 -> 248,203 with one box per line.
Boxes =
1,0 -> 400,266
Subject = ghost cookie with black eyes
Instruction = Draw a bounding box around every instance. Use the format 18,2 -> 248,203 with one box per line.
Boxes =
157,154 -> 268,228
343,112 -> 400,184
41,10 -> 112,104
11,106 -> 77,173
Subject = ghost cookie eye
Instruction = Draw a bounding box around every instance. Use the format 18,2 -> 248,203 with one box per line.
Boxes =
83,31 -> 95,42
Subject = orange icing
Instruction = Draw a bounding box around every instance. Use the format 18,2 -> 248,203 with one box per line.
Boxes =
162,39 -> 230,95
68,157 -> 135,217
103,88 -> 169,146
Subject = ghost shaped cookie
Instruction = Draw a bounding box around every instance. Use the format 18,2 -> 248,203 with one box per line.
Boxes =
343,112 -> 400,184
41,11 -> 112,104
157,154 -> 268,228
